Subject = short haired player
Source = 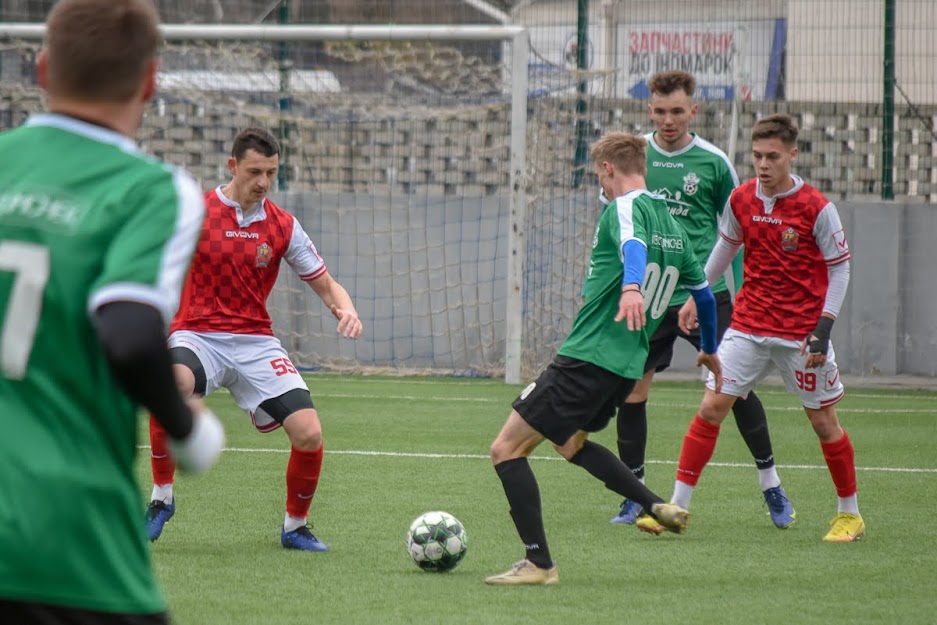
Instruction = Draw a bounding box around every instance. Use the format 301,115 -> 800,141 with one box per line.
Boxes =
609,70 -> 793,531
656,113 -> 863,542
0,1 -> 224,623
485,132 -> 723,585
145,127 -> 363,552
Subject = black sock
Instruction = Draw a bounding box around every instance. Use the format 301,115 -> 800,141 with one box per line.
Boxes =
616,401 -> 647,480
569,440 -> 663,512
733,391 -> 775,469
494,458 -> 552,569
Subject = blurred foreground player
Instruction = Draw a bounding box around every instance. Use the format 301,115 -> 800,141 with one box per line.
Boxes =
0,1 -> 224,623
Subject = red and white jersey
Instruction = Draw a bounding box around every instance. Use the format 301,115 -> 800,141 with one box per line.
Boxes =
720,176 -> 850,340
171,187 -> 326,335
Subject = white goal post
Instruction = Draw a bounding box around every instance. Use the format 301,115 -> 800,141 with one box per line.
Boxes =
0,23 -> 530,384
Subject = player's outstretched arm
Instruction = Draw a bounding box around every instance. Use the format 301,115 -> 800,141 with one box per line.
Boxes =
305,271 -> 363,339
93,301 -> 224,473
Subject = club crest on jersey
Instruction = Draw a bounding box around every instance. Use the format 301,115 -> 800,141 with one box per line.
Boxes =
682,172 -> 700,196
781,227 -> 799,251
256,242 -> 272,267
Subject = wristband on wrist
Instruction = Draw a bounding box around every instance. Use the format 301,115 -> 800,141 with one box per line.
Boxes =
621,284 -> 641,293
808,316 -> 835,355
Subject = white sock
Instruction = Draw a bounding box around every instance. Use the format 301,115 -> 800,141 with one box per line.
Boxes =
837,495 -> 860,516
284,514 -> 306,533
672,481 -> 695,510
758,466 -> 781,491
151,484 -> 173,504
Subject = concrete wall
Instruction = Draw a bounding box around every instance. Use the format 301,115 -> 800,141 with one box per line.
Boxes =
669,200 -> 937,378
268,188 -> 937,379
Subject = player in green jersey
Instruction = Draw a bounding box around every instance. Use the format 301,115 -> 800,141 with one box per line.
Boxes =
0,1 -> 224,623
485,132 -> 722,586
610,70 -> 795,531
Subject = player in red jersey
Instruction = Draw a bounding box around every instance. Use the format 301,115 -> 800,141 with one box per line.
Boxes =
145,127 -> 363,551
648,114 -> 864,542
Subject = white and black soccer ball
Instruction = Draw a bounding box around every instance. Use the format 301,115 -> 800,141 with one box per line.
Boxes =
406,511 -> 468,572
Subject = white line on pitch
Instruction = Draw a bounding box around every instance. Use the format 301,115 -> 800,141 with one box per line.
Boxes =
263,391 -> 931,412
140,446 -> 937,474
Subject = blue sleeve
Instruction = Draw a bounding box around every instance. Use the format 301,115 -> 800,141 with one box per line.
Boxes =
689,286 -> 718,353
621,239 -> 647,287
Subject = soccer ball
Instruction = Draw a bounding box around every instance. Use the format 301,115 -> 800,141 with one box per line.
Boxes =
406,511 -> 468,572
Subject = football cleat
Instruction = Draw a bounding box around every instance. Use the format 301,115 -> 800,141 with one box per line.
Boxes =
822,513 -> 865,543
762,485 -> 797,529
637,503 -> 689,535
281,525 -> 329,552
635,514 -> 665,535
485,559 -> 559,586
145,498 -> 175,542
610,498 -> 644,525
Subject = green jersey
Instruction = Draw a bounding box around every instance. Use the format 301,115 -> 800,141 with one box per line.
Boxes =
645,132 -> 742,305
559,190 -> 707,379
0,115 -> 203,614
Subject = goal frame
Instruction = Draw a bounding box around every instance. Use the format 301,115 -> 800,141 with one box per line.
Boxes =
0,22 -> 530,384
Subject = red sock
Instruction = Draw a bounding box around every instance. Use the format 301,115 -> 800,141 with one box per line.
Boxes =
676,414 -> 721,486
821,430 -> 857,497
285,444 -> 324,518
149,415 -> 176,486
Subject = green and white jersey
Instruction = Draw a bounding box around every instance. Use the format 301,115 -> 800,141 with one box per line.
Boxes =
0,114 -> 203,614
559,190 -> 706,379
645,132 -> 741,305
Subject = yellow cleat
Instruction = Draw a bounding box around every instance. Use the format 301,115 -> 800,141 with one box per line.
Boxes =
652,502 -> 689,534
636,503 -> 689,535
822,513 -> 865,542
635,514 -> 666,535
485,559 -> 559,586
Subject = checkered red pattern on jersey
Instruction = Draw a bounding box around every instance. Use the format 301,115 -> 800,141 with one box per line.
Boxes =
728,180 -> 849,340
172,191 -> 296,336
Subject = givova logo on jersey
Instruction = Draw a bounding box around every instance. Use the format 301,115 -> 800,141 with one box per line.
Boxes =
683,172 -> 700,196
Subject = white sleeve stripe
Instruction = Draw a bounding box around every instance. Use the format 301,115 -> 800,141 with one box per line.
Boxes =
826,254 -> 851,266
719,231 -> 743,245
616,195 -> 636,243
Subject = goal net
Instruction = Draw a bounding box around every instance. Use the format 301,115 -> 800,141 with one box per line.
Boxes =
1,24 -> 595,382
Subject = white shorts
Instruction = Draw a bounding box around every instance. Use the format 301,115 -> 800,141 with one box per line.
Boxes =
706,328 -> 845,410
169,330 -> 310,432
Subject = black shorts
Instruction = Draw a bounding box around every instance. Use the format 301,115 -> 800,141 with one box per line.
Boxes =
0,599 -> 168,625
512,356 -> 636,446
644,290 -> 734,374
